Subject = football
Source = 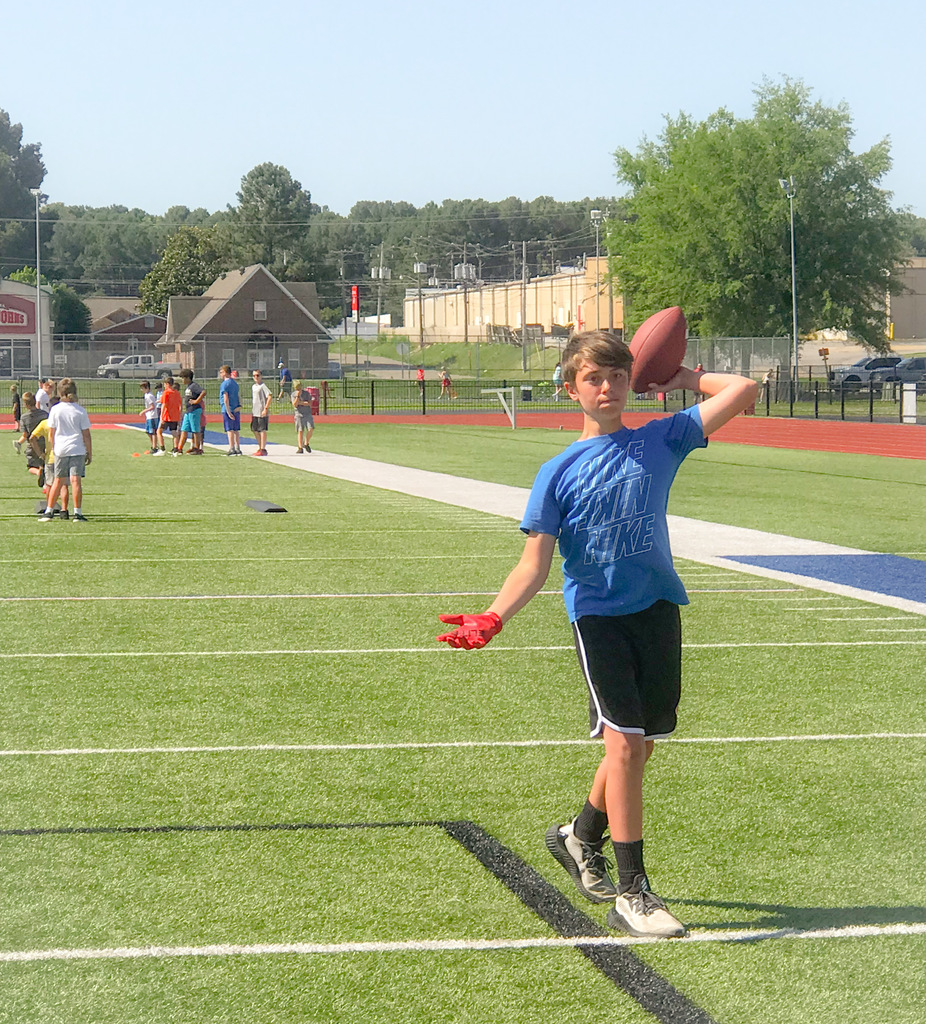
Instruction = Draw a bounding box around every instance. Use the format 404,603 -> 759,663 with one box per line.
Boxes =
628,306 -> 687,392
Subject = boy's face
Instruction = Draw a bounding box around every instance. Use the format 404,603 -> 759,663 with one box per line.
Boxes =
253,372 -> 262,383
565,360 -> 630,419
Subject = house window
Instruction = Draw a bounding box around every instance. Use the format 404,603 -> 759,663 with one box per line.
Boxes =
222,348 -> 235,365
253,301 -> 267,321
288,348 -> 300,367
144,315 -> 155,328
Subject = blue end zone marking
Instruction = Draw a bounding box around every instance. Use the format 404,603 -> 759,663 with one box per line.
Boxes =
727,554 -> 926,603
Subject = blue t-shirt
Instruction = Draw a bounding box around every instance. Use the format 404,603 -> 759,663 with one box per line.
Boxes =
520,407 -> 708,621
220,376 -> 240,412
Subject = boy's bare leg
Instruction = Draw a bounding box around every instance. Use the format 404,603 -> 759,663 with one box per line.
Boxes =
596,729 -> 653,841
70,473 -> 82,510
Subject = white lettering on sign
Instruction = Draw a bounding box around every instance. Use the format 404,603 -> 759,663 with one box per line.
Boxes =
0,305 -> 28,326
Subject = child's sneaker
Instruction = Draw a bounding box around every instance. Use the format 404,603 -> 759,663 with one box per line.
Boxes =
544,820 -> 616,904
606,877 -> 687,938
73,512 -> 88,522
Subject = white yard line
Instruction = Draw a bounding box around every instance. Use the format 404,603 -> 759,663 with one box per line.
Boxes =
3,921 -> 924,963
2,733 -> 922,758
0,639 -> 924,660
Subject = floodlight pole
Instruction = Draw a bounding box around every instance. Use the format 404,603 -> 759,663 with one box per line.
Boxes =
778,177 -> 798,381
30,188 -> 43,379
590,209 -> 603,329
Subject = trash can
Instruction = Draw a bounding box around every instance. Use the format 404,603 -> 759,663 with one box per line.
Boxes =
520,386 -> 533,402
307,387 -> 320,415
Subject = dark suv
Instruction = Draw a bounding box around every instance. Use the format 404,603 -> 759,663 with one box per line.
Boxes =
868,356 -> 926,384
830,356 -> 902,388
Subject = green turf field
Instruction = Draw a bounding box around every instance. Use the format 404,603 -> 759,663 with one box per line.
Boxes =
0,424 -> 923,1023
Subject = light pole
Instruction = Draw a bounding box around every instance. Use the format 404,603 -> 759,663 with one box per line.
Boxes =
590,209 -> 603,329
30,188 -> 44,379
778,176 -> 798,381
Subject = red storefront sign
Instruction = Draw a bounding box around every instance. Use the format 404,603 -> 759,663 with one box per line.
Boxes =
0,295 -> 34,333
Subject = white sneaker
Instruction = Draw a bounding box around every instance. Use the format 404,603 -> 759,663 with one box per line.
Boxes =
607,878 -> 687,938
544,820 -> 616,904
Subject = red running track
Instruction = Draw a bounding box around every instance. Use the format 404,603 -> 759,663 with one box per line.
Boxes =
82,411 -> 926,460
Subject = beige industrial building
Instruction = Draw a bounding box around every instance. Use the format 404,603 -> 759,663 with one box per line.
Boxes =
891,257 -> 926,341
403,257 -> 622,341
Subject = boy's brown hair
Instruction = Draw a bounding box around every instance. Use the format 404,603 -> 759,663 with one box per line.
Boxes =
561,330 -> 633,384
23,392 -> 36,410
57,377 -> 77,398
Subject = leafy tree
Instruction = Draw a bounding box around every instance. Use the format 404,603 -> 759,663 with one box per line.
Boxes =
226,163 -> 313,274
138,226 -> 227,315
9,267 -> 91,334
904,214 -> 926,257
609,78 -> 909,350
0,107 -> 48,278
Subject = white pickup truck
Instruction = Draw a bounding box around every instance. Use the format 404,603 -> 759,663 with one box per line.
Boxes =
96,353 -> 183,379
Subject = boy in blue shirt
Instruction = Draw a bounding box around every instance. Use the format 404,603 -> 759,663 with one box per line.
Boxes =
437,329 -> 757,938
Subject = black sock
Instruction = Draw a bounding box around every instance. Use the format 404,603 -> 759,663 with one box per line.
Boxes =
572,800 -> 609,845
612,839 -> 646,893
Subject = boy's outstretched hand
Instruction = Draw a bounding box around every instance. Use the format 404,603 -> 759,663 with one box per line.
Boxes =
436,612 -> 503,650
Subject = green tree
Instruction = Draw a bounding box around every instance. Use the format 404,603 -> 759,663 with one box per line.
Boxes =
226,163 -> 313,274
0,107 -> 48,278
609,78 -> 908,350
138,226 -> 226,315
9,267 -> 91,334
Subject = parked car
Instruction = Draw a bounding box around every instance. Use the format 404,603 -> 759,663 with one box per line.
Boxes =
829,356 -> 902,388
868,355 -> 926,384
96,353 -> 183,379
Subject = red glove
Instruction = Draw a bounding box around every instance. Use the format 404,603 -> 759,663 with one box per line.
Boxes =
436,612 -> 503,650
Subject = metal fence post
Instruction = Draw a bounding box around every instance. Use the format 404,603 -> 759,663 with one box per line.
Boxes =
370,379 -> 375,416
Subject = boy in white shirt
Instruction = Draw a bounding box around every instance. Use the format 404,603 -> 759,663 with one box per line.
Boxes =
39,378 -> 92,523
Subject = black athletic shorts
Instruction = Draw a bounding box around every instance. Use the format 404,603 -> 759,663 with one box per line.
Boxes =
572,600 -> 682,740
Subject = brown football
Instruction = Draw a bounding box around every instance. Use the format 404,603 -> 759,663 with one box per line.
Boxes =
628,306 -> 687,391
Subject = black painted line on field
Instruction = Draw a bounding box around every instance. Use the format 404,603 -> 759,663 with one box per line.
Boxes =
0,820 -> 437,838
441,820 -> 717,1024
1,816 -> 716,1022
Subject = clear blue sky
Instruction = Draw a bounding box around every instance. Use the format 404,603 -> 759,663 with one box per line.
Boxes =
6,0 -> 924,217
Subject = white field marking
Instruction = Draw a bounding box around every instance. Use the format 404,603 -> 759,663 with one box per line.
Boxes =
821,616 -> 915,621
3,639 -> 926,660
0,591 -> 563,605
0,588 -> 792,605
782,606 -> 868,611
2,732 -> 924,757
3,922 -> 925,963
685,588 -> 799,594
0,554 -> 509,565
866,627 -> 926,633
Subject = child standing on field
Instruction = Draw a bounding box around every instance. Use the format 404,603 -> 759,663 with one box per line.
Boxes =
437,328 -> 757,939
140,381 -> 158,454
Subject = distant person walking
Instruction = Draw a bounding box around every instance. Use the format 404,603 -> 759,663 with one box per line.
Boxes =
10,384 -> 21,436
278,361 -> 293,401
553,362 -> 564,401
439,369 -> 456,400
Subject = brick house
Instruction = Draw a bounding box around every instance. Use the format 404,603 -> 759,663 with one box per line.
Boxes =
159,264 -> 330,378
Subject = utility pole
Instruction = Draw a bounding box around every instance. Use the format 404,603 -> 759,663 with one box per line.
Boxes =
521,240 -> 528,372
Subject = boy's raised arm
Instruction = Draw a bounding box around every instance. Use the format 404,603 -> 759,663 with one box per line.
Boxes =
652,366 -> 758,437
437,531 -> 556,649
